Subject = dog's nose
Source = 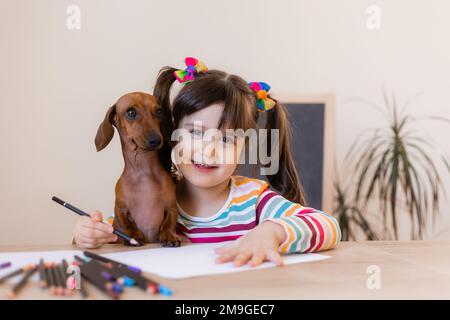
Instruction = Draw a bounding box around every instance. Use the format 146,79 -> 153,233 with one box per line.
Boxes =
147,134 -> 162,149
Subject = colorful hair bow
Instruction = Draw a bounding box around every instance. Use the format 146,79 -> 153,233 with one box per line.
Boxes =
248,82 -> 276,111
173,57 -> 208,84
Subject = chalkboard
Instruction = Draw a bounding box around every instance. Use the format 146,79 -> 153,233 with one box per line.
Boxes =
237,95 -> 335,212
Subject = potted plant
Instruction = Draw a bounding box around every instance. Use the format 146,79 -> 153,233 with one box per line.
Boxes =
335,90 -> 450,240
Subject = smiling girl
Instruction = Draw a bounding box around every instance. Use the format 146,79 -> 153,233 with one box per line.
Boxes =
74,57 -> 341,268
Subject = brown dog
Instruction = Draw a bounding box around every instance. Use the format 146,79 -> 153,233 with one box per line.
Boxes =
95,92 -> 181,247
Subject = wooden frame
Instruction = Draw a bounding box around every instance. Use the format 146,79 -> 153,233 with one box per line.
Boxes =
272,93 -> 336,214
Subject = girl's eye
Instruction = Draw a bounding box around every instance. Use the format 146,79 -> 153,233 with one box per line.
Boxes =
125,107 -> 137,120
222,135 -> 235,144
190,129 -> 203,137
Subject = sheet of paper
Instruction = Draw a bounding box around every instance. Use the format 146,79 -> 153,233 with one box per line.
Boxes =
0,250 -> 82,283
0,244 -> 330,281
104,243 -> 330,279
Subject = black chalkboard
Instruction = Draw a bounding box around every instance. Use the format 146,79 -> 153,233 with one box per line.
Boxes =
237,103 -> 326,210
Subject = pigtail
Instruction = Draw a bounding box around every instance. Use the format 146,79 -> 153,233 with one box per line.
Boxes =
153,66 -> 178,174
264,99 -> 307,205
153,66 -> 178,113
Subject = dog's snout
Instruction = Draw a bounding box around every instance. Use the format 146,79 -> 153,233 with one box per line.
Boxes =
147,133 -> 162,150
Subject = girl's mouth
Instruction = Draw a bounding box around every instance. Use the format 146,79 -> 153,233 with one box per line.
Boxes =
192,160 -> 218,173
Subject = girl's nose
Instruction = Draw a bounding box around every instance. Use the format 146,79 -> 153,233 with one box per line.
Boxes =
202,139 -> 216,162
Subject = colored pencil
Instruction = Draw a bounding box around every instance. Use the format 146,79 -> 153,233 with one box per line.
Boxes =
0,261 -> 11,270
79,263 -> 120,299
79,258 -> 124,294
81,273 -> 119,300
84,251 -> 166,295
38,259 -> 46,288
83,251 -> 141,272
0,264 -> 34,284
48,263 -> 58,295
85,256 -> 149,290
61,259 -> 73,296
44,262 -> 53,291
79,274 -> 89,299
7,265 -> 37,299
75,256 -> 117,290
55,262 -> 65,296
117,276 -> 135,287
52,196 -> 142,246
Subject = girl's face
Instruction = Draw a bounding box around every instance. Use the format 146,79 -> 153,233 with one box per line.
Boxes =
175,103 -> 245,188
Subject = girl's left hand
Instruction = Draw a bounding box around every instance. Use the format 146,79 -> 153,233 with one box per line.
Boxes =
214,221 -> 286,267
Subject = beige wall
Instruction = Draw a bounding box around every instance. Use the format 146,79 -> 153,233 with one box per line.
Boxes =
1,0 -> 450,245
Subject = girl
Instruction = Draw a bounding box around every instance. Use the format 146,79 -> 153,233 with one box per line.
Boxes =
74,57 -> 341,267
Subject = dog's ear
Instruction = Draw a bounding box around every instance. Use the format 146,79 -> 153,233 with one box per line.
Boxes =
95,104 -> 117,152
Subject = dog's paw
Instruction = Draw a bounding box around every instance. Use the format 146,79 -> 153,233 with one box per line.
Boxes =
159,232 -> 181,248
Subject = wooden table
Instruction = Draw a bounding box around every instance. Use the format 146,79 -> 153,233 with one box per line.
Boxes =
1,240 -> 449,299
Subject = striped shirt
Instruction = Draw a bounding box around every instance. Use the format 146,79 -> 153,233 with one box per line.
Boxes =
176,176 -> 341,254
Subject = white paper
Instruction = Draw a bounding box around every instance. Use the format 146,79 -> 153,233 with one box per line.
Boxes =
0,250 -> 82,283
0,244 -> 330,281
104,243 -> 330,279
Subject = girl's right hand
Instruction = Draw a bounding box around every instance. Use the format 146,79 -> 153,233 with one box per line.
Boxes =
73,211 -> 118,249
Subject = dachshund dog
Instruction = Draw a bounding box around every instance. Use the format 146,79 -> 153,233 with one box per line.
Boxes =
95,92 -> 181,247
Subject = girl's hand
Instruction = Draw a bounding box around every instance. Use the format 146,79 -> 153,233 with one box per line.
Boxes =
73,211 -> 118,249
214,221 -> 287,267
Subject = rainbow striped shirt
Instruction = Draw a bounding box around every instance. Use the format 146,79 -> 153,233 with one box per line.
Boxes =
176,176 -> 341,254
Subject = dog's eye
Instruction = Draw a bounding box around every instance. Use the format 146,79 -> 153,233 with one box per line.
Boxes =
125,108 -> 137,120
155,108 -> 164,118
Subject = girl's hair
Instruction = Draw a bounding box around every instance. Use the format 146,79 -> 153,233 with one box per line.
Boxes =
153,66 -> 307,205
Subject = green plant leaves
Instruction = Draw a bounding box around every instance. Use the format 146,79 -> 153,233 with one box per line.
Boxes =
335,89 -> 450,240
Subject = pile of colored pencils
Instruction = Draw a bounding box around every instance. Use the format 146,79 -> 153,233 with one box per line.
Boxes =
0,253 -> 172,299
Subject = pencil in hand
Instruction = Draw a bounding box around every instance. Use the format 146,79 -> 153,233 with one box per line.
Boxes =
51,196 -> 142,246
